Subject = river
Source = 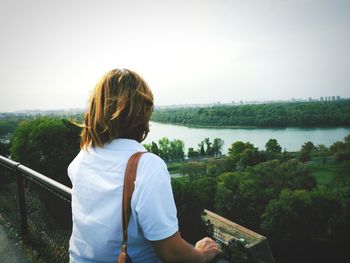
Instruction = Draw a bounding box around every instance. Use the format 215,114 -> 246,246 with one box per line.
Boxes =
143,122 -> 350,153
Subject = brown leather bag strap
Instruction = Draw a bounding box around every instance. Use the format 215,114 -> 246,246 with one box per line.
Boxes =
121,151 -> 146,245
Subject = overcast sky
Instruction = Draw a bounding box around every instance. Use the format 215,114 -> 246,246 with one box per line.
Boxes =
0,0 -> 349,112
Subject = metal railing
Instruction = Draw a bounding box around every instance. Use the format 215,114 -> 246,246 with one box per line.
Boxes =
0,155 -> 72,262
0,155 -> 230,263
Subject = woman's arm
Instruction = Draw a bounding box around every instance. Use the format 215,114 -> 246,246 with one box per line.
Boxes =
151,232 -> 221,263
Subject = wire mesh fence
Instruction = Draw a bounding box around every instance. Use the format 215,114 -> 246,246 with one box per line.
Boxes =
0,165 -> 20,233
0,157 -> 71,263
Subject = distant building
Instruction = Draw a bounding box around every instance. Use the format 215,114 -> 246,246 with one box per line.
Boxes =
320,97 -> 324,101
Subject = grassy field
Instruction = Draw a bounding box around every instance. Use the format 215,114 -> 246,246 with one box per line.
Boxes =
167,162 -> 184,174
308,161 -> 341,186
168,155 -> 344,188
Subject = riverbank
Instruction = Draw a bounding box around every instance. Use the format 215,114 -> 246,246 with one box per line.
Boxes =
150,120 -> 258,129
145,122 -> 350,153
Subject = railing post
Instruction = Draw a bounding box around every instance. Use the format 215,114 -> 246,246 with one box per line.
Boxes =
15,164 -> 28,237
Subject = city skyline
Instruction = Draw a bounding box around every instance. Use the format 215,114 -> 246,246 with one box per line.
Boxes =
1,0 -> 350,111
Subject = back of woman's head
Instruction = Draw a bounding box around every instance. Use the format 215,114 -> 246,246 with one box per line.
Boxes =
80,69 -> 154,149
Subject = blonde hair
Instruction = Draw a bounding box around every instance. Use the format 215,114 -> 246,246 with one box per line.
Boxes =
80,69 -> 154,149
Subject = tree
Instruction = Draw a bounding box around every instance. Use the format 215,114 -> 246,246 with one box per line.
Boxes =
172,175 -> 216,243
301,141 -> 316,153
212,138 -> 224,156
10,117 -> 80,186
207,158 -> 234,177
0,120 -> 18,136
237,148 -> 262,169
0,141 -> 10,157
344,134 -> 350,143
143,143 -> 152,152
151,100 -> 350,128
187,147 -> 199,159
330,141 -> 346,154
298,149 -> 310,163
198,141 -> 205,157
261,189 -> 344,263
204,138 -> 212,156
298,141 -> 316,163
228,141 -> 264,169
214,159 -> 315,231
316,144 -> 329,165
158,137 -> 170,161
265,138 -> 282,153
151,141 -> 160,156
179,161 -> 207,180
169,139 -> 185,160
328,135 -> 350,162
10,117 -> 81,227
228,141 -> 255,159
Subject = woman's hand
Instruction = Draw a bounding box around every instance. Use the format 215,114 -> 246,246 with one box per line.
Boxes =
152,232 -> 222,263
195,237 -> 222,262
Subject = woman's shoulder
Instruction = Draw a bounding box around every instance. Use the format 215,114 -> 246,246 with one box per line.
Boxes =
139,152 -> 167,172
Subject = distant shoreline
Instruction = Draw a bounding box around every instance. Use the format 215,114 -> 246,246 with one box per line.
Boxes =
150,121 -> 257,129
150,120 -> 350,130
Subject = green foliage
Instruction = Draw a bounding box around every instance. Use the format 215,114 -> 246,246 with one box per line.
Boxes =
198,141 -> 205,157
301,141 -> 316,153
214,159 -> 316,230
179,161 -> 207,180
166,162 -> 183,174
0,141 -> 10,157
151,141 -> 159,155
10,117 -> 81,186
152,100 -> 350,127
147,138 -> 185,161
9,117 -> 80,228
212,138 -> 224,156
207,158 -> 235,177
329,141 -> 346,154
298,149 -> 310,162
172,176 -> 216,243
187,147 -> 199,158
314,144 -> 330,165
228,141 -> 266,169
298,141 -> 315,162
145,137 -> 224,160
329,134 -> 350,162
158,137 -> 170,161
308,162 -> 341,186
170,139 -> 185,160
196,137 -> 224,157
143,143 -> 152,152
0,120 -> 18,136
228,141 -> 255,158
265,138 -> 282,153
261,189 -> 345,262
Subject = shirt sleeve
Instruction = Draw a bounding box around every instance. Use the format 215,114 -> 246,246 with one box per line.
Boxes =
134,155 -> 179,241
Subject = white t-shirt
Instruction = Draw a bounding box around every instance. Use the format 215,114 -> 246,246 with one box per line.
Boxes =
68,139 -> 179,263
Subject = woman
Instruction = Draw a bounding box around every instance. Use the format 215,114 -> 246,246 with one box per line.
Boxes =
68,68 -> 221,263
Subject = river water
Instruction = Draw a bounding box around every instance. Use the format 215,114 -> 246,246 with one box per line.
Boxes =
143,122 -> 350,153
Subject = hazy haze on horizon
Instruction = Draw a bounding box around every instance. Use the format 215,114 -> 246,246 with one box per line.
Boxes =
0,0 -> 349,112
